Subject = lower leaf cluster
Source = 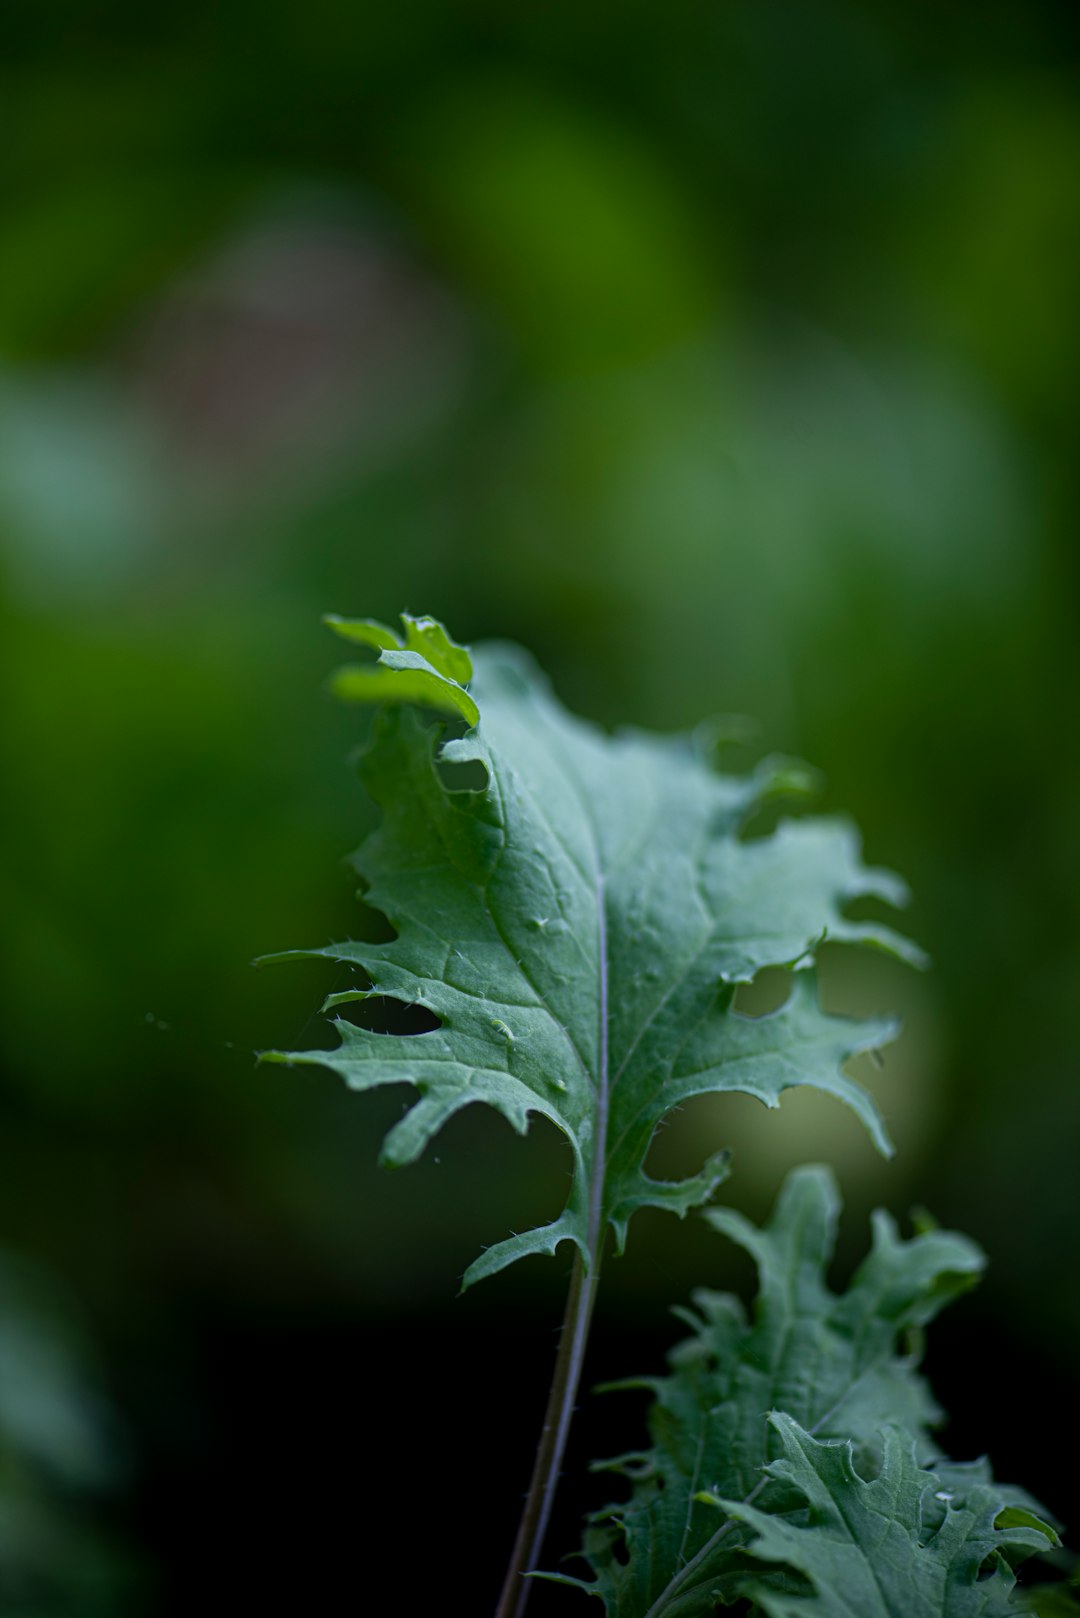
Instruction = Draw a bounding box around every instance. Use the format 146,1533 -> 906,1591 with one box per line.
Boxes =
549,1169 -> 1068,1617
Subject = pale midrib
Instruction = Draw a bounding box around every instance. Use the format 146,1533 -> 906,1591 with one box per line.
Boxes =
587,864 -> 611,1259
491,725 -> 616,1618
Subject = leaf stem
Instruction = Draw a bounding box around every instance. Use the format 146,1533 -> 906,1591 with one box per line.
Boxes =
493,1247 -> 602,1618
494,866 -> 612,1618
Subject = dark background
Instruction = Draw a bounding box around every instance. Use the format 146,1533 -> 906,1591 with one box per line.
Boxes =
1,1 -> 1078,1610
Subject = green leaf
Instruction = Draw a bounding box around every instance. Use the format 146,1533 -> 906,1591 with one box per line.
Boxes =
323,611 -> 479,724
261,616 -> 919,1286
565,1167 -> 989,1617
725,1414 -> 1058,1616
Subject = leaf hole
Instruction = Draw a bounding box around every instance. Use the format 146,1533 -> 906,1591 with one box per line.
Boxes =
436,755 -> 490,793
732,967 -> 792,1018
735,797 -> 787,843
609,1531 -> 630,1567
336,997 -> 442,1036
838,893 -> 898,924
347,886 -> 398,943
642,1095 -> 732,1187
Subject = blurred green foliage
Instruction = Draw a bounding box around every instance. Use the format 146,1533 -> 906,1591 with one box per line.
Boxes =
1,0 -> 1078,1598
0,1253 -> 139,1613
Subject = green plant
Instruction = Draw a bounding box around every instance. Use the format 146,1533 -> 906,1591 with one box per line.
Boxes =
262,614 -> 1074,1617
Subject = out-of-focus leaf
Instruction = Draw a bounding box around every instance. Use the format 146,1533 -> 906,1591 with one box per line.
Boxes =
726,1415 -> 1058,1616
559,1166 -> 986,1615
